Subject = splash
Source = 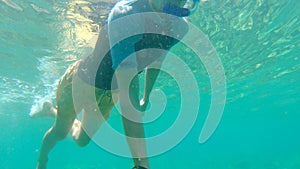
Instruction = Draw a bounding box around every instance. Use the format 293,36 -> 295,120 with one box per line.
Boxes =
28,55 -> 61,117
29,100 -> 56,118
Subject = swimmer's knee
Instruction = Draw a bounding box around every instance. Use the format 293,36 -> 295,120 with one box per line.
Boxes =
75,138 -> 91,147
74,129 -> 91,147
75,134 -> 91,147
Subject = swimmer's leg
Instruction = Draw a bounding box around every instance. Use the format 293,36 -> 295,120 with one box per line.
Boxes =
71,108 -> 108,147
36,106 -> 76,169
36,61 -> 86,169
36,71 -> 76,169
72,90 -> 116,147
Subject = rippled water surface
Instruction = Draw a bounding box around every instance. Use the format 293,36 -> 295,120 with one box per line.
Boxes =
1,0 -> 299,169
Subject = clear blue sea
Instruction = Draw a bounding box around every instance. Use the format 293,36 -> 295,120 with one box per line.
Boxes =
1,0 -> 299,169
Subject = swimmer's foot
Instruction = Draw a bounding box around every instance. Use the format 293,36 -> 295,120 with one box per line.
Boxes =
29,100 -> 57,118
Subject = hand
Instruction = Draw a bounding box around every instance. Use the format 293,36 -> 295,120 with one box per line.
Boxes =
139,98 -> 149,112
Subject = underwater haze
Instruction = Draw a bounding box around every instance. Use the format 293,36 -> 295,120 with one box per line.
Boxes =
0,0 -> 299,169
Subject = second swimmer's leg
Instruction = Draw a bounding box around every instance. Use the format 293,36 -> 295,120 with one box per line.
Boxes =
36,62 -> 77,169
36,109 -> 76,169
73,90 -> 116,147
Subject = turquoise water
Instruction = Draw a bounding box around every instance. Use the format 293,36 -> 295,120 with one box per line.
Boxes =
1,0 -> 300,169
